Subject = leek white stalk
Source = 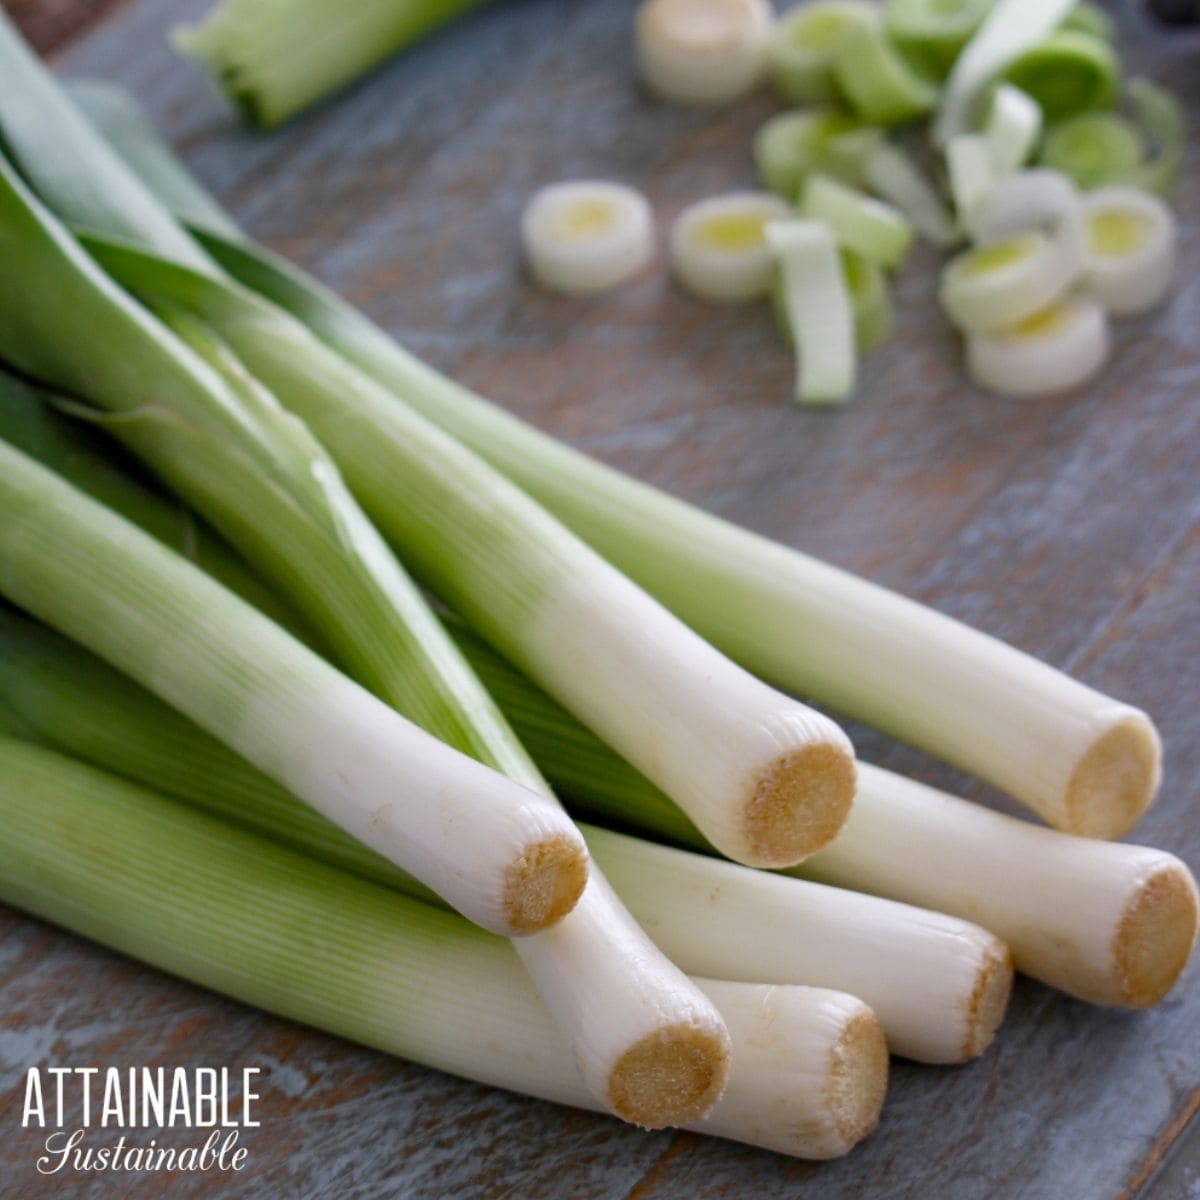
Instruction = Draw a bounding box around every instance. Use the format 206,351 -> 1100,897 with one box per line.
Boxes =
445,628 -> 1197,1008
0,439 -> 586,936
0,609 -> 1008,1064
0,21 -> 857,871
520,181 -> 655,296
934,0 -> 1076,143
1079,185 -> 1176,316
946,133 -> 993,231
767,218 -> 856,403
91,238 -> 857,870
766,0 -> 875,102
634,0 -> 775,106
986,84 -> 1042,178
965,297 -> 1110,397
0,737 -> 887,1159
669,190 -> 790,302
801,173 -> 914,269
84,86 -> 1164,836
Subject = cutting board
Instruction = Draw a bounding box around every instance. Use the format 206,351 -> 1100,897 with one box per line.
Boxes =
1,1 -> 1198,1196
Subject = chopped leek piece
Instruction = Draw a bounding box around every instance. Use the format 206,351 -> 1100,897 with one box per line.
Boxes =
767,218 -> 856,403
1001,30 -> 1118,123
965,295 -> 1109,397
986,83 -> 1042,177
1060,1 -> 1116,40
1080,185 -> 1176,315
859,141 -> 958,246
520,181 -> 655,296
935,0 -> 1077,143
634,0 -> 774,106
946,133 -> 994,231
842,250 -> 893,352
1125,77 -> 1184,197
753,107 -> 866,198
670,190 -> 792,302
174,0 -> 487,128
1039,112 -> 1141,190
801,172 -> 915,268
940,230 -> 1076,332
831,18 -> 939,126
883,0 -> 993,79
767,0 -> 877,102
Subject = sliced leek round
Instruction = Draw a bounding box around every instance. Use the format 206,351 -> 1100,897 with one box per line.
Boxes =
520,181 -> 655,296
883,0 -> 993,79
753,107 -> 865,198
1001,30 -> 1118,123
635,0 -> 775,106
767,0 -> 876,102
1080,185 -> 1176,315
1040,113 -> 1143,191
670,190 -> 792,302
966,296 -> 1109,397
802,172 -> 914,269
940,231 -> 1076,332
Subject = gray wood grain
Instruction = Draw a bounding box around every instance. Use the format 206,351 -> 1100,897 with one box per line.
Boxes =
0,0 -> 1196,1196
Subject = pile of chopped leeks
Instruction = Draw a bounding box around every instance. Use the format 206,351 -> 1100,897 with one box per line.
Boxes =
0,10 -> 1195,1163
517,0 -> 1183,401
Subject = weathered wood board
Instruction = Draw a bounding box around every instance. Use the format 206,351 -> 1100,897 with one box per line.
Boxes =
0,0 -> 1197,1196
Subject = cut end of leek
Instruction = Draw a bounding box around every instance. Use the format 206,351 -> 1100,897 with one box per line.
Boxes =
963,941 -> 1014,1059
1063,709 -> 1161,839
964,295 -> 1109,397
503,832 -> 591,934
520,181 -> 654,296
822,1007 -> 890,1154
607,1019 -> 733,1128
1080,185 -> 1176,316
1112,861 -> 1199,1007
742,740 -> 857,867
635,0 -> 775,106
1001,30 -> 1118,124
670,191 -> 791,302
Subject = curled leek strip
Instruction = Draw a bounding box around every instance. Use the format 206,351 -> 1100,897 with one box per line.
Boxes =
831,18 -> 939,126
670,190 -> 791,302
1080,185 -> 1176,316
1001,29 -> 1119,124
767,0 -> 877,103
767,218 -> 856,404
934,0 -> 1076,144
986,84 -> 1042,178
859,141 -> 957,246
883,0 -> 993,80
946,133 -> 994,233
842,250 -> 893,352
520,181 -> 654,296
802,172 -> 915,269
753,107 -> 866,198
965,296 -> 1110,397
634,0 -> 775,106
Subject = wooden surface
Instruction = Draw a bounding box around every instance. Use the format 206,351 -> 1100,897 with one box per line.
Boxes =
1,1 -> 1198,1197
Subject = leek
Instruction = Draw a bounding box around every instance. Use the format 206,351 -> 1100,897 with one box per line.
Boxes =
0,736 -> 887,1159
0,608 -> 1012,1065
78,82 -> 1166,837
634,0 -> 774,106
767,0 -> 877,102
1001,30 -> 1118,123
1079,185 -> 1176,316
985,84 -> 1042,178
669,191 -> 791,302
802,171 -> 915,268
520,181 -> 655,296
753,107 -> 866,199
175,0 -> 489,128
883,0 -> 993,78
448,626 -> 1199,1010
831,18 -> 939,127
766,218 -> 857,403
0,434 -> 586,937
